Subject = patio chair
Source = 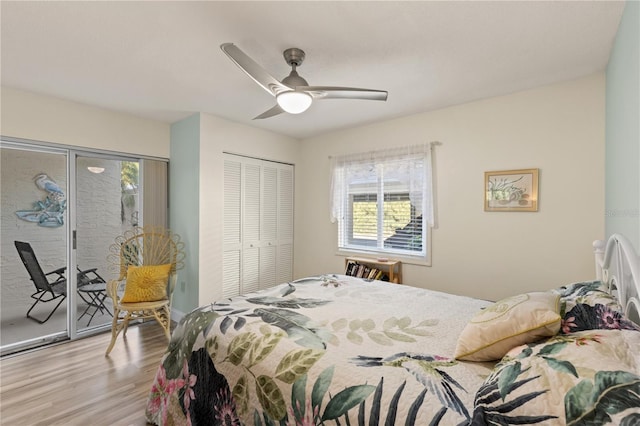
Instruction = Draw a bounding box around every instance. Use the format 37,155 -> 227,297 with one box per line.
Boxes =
104,226 -> 185,356
76,267 -> 111,326
15,241 -> 109,324
15,240 -> 68,324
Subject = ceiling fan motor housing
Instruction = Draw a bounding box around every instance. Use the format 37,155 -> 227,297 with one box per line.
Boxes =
282,70 -> 309,87
282,48 -> 309,87
283,48 -> 305,66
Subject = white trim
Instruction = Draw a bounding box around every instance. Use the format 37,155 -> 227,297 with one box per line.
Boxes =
171,307 -> 186,324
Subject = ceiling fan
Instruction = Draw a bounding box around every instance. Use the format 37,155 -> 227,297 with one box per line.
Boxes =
220,43 -> 388,119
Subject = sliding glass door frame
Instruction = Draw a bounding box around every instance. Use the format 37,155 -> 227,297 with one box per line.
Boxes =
1,136 -> 164,355
1,140 -> 71,353
68,150 -> 142,340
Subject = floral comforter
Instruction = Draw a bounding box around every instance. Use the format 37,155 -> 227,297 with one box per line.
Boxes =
145,275 -> 494,425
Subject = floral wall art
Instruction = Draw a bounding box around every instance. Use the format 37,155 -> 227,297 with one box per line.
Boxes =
484,168 -> 539,212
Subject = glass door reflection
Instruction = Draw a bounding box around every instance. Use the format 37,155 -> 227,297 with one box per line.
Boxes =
75,156 -> 138,332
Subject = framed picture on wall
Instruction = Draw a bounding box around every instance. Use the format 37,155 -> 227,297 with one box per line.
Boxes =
484,168 -> 539,212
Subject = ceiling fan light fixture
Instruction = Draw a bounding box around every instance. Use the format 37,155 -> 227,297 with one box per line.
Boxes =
276,91 -> 312,114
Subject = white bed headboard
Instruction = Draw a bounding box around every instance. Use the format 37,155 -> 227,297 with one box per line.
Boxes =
594,234 -> 640,325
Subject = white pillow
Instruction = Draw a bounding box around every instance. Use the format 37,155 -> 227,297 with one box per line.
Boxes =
454,292 -> 561,362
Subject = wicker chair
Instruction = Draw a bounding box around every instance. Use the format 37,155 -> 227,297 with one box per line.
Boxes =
104,226 -> 185,356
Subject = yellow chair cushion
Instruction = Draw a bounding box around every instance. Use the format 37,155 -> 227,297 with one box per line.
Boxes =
454,291 -> 561,361
121,264 -> 172,303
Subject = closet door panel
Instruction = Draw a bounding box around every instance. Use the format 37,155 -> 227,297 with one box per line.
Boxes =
262,165 -> 278,243
277,166 -> 294,283
243,163 -> 261,245
222,250 -> 241,299
278,167 -> 294,243
242,247 -> 260,294
224,160 -> 242,246
260,245 -> 277,290
223,159 -> 242,297
277,243 -> 293,285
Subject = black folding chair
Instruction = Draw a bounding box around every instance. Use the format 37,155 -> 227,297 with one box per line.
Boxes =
15,241 -> 68,324
14,241 -> 111,325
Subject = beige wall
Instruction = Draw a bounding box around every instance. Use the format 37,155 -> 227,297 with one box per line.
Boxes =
296,73 -> 606,301
196,113 -> 300,305
2,74 -> 607,305
1,87 -> 169,157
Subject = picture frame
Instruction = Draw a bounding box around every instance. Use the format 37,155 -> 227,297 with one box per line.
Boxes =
484,168 -> 539,212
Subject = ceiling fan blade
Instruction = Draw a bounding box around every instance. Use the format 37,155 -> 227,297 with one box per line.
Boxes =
221,43 -> 290,96
253,104 -> 285,120
301,86 -> 388,101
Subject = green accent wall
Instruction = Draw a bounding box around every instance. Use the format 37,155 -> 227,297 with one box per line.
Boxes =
170,113 -> 200,313
606,0 -> 640,250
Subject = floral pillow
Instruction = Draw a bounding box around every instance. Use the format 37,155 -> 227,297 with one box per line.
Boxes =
552,280 -> 621,313
550,281 -> 640,334
561,302 -> 640,334
471,329 -> 640,425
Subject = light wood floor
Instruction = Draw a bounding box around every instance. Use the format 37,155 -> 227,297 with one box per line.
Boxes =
0,323 -> 168,425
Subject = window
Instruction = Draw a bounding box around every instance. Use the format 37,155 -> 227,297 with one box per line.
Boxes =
331,144 -> 434,259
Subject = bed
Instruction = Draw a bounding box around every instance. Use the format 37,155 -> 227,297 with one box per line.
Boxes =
145,234 -> 640,425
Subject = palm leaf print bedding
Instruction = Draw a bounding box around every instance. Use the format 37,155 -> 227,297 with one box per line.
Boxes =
145,276 -> 640,425
145,275 -> 494,425
471,330 -> 640,425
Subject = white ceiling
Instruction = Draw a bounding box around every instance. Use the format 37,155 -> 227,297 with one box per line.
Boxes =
1,1 -> 625,140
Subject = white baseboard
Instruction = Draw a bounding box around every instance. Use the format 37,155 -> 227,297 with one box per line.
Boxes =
171,307 -> 186,324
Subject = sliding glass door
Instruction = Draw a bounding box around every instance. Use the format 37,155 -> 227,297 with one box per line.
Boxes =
74,155 -> 139,333
1,139 -> 167,355
1,144 -> 70,352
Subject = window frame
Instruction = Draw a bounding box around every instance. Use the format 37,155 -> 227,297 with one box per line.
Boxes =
331,146 -> 433,264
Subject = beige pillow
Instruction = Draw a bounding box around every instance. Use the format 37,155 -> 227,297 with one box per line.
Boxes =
454,292 -> 561,361
121,264 -> 172,303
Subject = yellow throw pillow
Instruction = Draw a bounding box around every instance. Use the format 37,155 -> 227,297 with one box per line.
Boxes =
121,264 -> 172,303
454,292 -> 561,362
